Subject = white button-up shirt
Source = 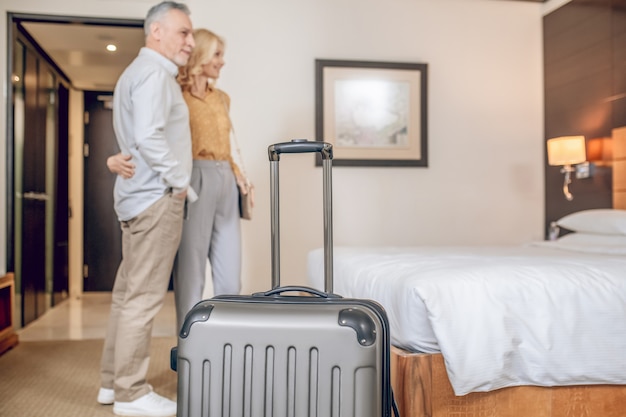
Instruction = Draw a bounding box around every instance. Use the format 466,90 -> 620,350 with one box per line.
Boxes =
112,47 -> 192,221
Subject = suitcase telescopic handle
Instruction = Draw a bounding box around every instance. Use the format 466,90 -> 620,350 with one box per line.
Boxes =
267,140 -> 334,293
268,139 -> 333,160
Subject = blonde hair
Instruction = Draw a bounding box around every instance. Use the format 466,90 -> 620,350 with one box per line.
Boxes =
178,28 -> 224,91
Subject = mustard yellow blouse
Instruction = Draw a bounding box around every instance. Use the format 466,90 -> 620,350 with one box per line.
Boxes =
183,88 -> 241,178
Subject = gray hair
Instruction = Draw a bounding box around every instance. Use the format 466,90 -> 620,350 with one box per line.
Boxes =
144,1 -> 191,36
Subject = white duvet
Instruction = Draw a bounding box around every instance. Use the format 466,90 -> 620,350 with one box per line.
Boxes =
307,243 -> 626,395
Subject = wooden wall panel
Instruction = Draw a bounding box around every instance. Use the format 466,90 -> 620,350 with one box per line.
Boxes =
543,1 -> 626,235
612,11 -> 626,129
613,126 -> 626,208
614,161 -> 626,189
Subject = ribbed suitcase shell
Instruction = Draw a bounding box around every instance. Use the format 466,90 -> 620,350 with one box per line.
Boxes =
172,141 -> 394,417
175,294 -> 391,417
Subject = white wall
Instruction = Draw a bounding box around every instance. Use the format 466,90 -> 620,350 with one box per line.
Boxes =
1,0 -> 548,294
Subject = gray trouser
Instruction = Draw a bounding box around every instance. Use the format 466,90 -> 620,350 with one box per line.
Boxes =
100,193 -> 184,402
173,160 -> 241,332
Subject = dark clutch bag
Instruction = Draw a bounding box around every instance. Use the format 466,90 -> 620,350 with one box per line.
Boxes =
238,185 -> 253,220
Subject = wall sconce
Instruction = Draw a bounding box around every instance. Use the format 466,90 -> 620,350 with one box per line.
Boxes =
547,136 -> 588,201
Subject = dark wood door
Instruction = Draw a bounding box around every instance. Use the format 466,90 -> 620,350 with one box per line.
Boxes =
20,48 -> 47,326
83,91 -> 121,291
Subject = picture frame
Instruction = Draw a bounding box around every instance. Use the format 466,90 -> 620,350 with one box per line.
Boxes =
315,59 -> 428,167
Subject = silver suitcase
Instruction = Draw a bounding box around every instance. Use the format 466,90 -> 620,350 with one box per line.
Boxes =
171,140 -> 396,417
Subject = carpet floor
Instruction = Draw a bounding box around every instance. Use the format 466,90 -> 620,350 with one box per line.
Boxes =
0,337 -> 178,417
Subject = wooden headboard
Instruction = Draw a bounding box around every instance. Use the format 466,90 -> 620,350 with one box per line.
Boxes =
614,126 -> 626,209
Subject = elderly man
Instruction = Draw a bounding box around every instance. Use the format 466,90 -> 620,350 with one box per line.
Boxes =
97,2 -> 195,416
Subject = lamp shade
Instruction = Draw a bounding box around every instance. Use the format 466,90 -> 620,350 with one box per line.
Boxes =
547,136 -> 586,166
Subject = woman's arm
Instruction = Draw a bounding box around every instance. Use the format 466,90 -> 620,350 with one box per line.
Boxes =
107,153 -> 135,179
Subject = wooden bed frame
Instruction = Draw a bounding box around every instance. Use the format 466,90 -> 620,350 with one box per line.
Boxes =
388,126 -> 626,417
390,346 -> 626,417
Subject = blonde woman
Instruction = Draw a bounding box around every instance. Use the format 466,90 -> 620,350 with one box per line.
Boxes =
107,28 -> 253,333
173,28 -> 253,331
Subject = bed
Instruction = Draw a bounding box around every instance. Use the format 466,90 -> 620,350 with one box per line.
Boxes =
307,209 -> 626,417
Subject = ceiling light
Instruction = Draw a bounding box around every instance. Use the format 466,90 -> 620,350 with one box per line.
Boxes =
106,44 -> 117,52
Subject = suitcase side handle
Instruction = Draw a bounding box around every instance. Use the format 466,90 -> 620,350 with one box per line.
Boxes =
255,285 -> 342,299
268,140 -> 333,161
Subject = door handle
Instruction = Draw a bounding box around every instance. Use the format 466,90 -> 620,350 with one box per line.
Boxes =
23,191 -> 49,201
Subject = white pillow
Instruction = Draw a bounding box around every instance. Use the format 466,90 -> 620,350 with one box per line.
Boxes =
556,209 -> 626,235
557,232 -> 626,246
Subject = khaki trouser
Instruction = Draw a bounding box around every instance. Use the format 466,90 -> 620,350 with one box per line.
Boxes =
100,193 -> 184,402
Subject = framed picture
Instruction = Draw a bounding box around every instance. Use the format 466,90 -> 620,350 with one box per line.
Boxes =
315,59 -> 428,167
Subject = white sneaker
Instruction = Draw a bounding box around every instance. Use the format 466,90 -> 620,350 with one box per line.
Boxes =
97,387 -> 115,405
113,391 -> 177,417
